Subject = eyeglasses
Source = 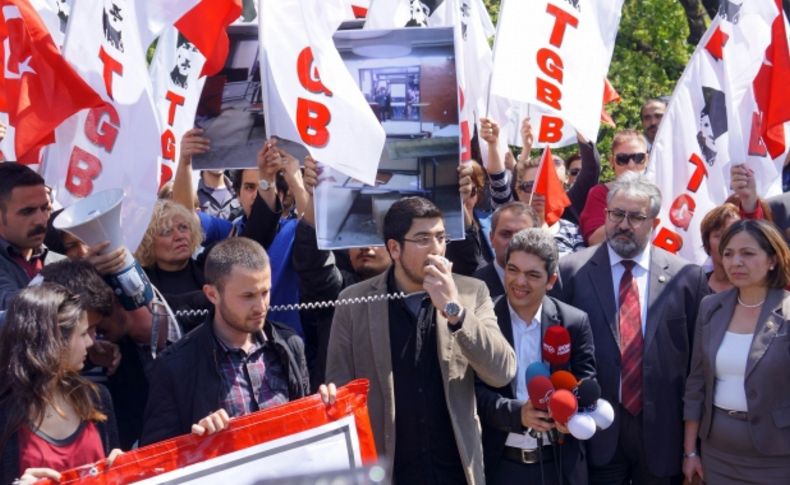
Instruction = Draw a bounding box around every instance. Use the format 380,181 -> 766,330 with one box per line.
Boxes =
516,181 -> 535,193
403,233 -> 448,247
614,152 -> 647,166
568,168 -> 581,176
158,223 -> 191,238
606,209 -> 649,227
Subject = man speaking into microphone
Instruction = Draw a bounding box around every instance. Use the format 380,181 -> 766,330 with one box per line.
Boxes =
476,228 -> 596,484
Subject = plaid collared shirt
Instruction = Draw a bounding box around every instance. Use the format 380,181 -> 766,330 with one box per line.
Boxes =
215,331 -> 288,418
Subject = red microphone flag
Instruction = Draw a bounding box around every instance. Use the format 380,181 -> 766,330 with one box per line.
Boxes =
527,375 -> 555,411
549,389 -> 578,425
550,370 -> 578,391
0,0 -> 104,163
542,325 -> 572,366
534,145 -> 571,226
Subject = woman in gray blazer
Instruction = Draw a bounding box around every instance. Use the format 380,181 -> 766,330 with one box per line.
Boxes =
683,220 -> 790,484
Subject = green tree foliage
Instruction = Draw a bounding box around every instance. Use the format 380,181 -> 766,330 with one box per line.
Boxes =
483,0 -> 695,181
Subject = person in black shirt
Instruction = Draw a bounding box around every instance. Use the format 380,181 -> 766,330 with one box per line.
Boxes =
135,199 -> 210,332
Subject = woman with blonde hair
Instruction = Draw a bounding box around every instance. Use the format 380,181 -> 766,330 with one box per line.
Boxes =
0,284 -> 121,485
135,199 -> 208,332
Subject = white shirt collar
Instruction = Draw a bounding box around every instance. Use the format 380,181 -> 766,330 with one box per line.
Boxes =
509,302 -> 542,330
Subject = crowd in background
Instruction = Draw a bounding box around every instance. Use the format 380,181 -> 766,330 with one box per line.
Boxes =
1,98 -> 789,484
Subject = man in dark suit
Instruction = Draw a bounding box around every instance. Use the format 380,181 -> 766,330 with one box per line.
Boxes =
550,172 -> 709,484
477,228 -> 596,484
767,192 -> 790,243
474,201 -> 538,298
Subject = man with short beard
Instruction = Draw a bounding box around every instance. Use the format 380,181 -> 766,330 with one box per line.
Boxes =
0,163 -> 52,310
327,197 -> 516,484
140,237 -> 328,445
550,172 -> 709,484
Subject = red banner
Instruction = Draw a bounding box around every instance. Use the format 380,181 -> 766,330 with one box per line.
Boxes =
47,380 -> 376,484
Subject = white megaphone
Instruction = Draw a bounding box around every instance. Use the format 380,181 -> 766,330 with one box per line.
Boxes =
54,189 -> 154,311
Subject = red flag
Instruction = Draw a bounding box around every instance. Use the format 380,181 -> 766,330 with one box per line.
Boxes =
754,0 -> 790,158
600,78 -> 620,128
534,146 -> 571,226
175,0 -> 242,77
0,14 -> 6,112
0,0 -> 104,162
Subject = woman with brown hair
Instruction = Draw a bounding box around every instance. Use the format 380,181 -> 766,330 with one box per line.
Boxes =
0,284 -> 121,485
699,203 -> 741,293
683,219 -> 790,484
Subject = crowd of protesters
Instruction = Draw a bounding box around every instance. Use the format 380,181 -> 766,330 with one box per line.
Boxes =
1,99 -> 789,485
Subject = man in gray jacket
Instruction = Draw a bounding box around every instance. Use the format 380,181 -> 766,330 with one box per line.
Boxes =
327,197 -> 516,485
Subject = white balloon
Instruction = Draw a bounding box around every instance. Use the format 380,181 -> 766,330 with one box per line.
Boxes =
568,413 -> 596,440
591,399 -> 615,430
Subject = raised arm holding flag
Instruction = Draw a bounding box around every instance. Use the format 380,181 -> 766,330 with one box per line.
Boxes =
649,0 -> 790,264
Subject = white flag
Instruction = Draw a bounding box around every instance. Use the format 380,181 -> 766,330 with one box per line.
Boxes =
649,0 -> 790,263
29,0 -> 73,48
260,0 -> 385,185
490,0 -> 623,146
430,0 -> 497,164
149,27 -> 207,186
43,0 -> 166,252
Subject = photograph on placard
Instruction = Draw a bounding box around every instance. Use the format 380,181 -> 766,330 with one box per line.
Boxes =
191,24 -> 265,170
313,27 -> 463,250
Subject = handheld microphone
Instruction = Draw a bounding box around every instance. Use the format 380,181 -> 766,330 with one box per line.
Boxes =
525,361 -> 551,384
573,378 -> 614,429
527,375 -> 555,411
575,378 -> 602,410
542,326 -> 571,367
550,370 -> 578,391
548,389 -> 578,425
567,413 -> 597,440
590,399 -> 615,430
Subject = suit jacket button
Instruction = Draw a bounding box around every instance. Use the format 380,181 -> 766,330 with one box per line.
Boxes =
748,390 -> 757,399
751,416 -> 760,424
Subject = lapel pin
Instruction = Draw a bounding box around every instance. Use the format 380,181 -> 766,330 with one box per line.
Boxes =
658,275 -> 667,283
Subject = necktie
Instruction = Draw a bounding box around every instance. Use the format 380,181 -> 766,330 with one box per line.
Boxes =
619,260 -> 643,415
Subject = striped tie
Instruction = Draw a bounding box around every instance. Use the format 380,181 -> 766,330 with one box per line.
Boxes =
619,260 -> 643,416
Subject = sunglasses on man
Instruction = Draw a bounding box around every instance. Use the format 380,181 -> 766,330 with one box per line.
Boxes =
516,181 -> 535,193
614,152 -> 647,166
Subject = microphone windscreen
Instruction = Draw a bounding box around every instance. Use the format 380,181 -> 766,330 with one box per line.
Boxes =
576,378 -> 602,409
542,326 -> 571,366
527,375 -> 554,411
548,389 -> 578,424
591,399 -> 615,430
525,361 -> 551,384
550,370 -> 578,391
567,413 -> 597,440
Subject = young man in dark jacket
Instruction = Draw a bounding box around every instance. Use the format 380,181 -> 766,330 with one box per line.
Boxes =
140,237 -> 328,445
